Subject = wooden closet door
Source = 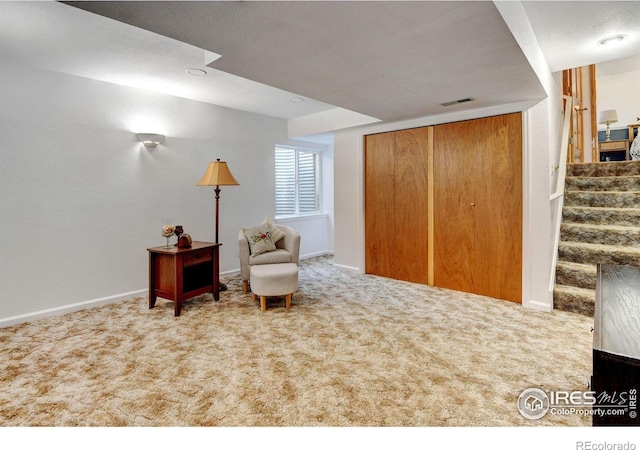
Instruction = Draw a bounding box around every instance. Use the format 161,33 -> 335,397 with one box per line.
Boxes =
433,122 -> 476,294
433,113 -> 522,303
394,127 -> 430,284
365,132 -> 395,278
473,113 -> 522,302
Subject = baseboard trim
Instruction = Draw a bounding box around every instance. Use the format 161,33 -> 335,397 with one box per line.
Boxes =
523,299 -> 553,312
0,289 -> 148,328
333,263 -> 361,272
300,250 -> 333,260
221,268 -> 240,277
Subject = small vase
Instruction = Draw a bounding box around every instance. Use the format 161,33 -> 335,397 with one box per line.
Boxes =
165,236 -> 171,249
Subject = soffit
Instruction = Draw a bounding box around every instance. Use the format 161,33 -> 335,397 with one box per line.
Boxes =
65,1 -> 546,122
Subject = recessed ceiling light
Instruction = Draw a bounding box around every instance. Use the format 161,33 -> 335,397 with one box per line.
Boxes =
289,97 -> 304,103
186,68 -> 207,76
598,34 -> 628,46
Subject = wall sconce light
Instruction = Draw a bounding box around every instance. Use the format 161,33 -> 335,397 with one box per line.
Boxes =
136,133 -> 165,148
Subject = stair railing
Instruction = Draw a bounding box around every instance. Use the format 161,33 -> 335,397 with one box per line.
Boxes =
549,95 -> 574,300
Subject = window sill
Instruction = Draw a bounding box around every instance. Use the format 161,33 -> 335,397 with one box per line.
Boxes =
275,213 -> 328,223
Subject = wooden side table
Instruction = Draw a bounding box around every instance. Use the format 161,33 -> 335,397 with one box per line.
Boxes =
598,140 -> 629,162
147,241 -> 221,316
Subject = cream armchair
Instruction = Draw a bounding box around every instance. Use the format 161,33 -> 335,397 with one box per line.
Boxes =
239,224 -> 300,293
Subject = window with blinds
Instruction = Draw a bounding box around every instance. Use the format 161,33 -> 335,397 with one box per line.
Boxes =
275,147 -> 320,217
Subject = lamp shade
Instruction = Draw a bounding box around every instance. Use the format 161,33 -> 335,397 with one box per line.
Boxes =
197,159 -> 239,186
598,110 -> 618,125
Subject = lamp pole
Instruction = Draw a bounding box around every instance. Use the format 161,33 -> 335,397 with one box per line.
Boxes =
197,158 -> 239,294
215,185 -> 221,243
214,184 -> 226,291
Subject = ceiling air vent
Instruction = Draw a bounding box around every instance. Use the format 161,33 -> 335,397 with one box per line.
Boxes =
440,97 -> 475,107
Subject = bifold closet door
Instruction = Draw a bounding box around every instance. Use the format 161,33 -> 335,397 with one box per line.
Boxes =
365,132 -> 395,279
433,113 -> 522,303
364,127 -> 430,283
432,122 -> 476,295
393,127 -> 430,284
474,113 -> 522,302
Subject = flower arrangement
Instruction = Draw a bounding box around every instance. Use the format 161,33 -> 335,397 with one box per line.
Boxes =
162,225 -> 175,237
162,225 -> 175,248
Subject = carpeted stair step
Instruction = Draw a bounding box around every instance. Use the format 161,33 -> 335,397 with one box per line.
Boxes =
562,206 -> 640,227
564,190 -> 640,208
565,175 -> 640,192
555,261 -> 597,290
558,161 -> 640,318
560,223 -> 640,247
553,284 -> 595,316
558,241 -> 640,268
567,160 -> 640,177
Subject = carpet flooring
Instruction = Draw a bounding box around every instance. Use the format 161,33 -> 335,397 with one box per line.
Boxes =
0,256 -> 594,426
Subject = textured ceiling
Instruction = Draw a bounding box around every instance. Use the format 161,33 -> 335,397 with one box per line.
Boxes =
4,1 -> 639,135
64,1 -> 546,122
0,1 -> 337,121
522,1 -> 640,72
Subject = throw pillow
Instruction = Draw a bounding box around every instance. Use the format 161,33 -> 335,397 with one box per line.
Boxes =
263,216 -> 286,243
242,223 -> 276,256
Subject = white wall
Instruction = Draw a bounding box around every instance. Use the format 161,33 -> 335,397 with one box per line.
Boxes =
494,1 -> 564,312
322,143 -> 335,253
0,58 -> 331,326
277,214 -> 330,259
597,57 -> 640,135
333,130 -> 365,272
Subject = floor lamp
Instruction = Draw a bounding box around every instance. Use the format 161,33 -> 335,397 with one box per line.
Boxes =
197,158 -> 239,292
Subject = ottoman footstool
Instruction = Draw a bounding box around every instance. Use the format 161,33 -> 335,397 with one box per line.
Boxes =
250,263 -> 299,311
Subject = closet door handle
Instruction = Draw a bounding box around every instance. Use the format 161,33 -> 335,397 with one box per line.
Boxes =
470,202 -> 476,206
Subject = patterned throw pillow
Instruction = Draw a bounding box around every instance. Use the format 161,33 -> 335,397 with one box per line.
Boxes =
263,217 -> 285,244
242,223 -> 276,256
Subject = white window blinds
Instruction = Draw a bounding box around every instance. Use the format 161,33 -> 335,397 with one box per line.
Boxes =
275,147 -> 320,217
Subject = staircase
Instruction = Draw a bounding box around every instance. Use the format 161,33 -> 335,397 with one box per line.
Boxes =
553,160 -> 640,316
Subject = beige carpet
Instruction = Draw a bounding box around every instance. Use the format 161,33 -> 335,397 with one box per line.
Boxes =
0,255 -> 594,426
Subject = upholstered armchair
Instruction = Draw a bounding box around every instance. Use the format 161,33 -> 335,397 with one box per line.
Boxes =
239,223 -> 300,293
